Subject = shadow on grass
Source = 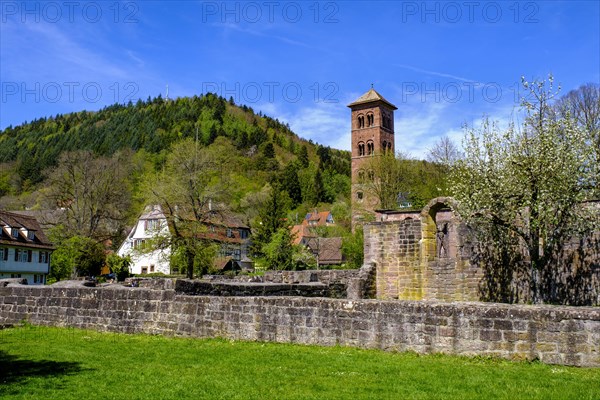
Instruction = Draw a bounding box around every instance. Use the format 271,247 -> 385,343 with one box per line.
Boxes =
0,350 -> 84,387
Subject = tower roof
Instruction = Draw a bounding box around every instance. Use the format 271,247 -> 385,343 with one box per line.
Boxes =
347,88 -> 397,110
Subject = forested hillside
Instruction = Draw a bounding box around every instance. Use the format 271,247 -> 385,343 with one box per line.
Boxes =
0,93 -> 349,196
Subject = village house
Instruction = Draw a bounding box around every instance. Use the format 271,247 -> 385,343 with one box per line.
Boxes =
117,205 -> 171,275
118,205 -> 252,275
0,211 -> 54,285
291,210 -> 343,267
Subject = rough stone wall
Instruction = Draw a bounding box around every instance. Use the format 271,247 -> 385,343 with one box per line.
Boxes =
0,285 -> 598,367
263,270 -> 360,285
365,198 -> 483,302
175,280 -> 347,298
201,269 -> 374,300
365,219 -> 422,300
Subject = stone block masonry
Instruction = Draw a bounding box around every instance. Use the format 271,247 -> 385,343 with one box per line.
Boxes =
0,285 -> 599,367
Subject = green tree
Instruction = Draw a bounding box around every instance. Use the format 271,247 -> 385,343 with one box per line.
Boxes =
250,183 -> 290,259
298,145 -> 309,168
364,151 -> 411,210
144,138 -> 226,279
262,227 -> 296,270
451,76 -> 599,303
44,150 -> 132,241
106,253 -> 132,281
279,162 -> 302,207
50,235 -> 106,280
341,226 -> 364,269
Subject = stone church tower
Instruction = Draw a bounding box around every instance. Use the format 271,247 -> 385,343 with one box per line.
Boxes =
348,87 -> 397,226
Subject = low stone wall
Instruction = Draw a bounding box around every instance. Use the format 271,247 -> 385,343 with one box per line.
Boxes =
175,279 -> 347,298
0,285 -> 598,367
201,265 -> 376,300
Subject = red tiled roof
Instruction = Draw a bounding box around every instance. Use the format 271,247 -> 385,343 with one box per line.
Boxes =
317,237 -> 343,265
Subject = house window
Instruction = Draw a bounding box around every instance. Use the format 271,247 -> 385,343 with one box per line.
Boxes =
226,228 -> 233,238
239,229 -> 249,239
11,228 -> 18,238
150,265 -> 155,273
27,231 -> 35,240
133,239 -> 146,249
141,266 -> 148,274
11,274 -> 21,278
34,274 -> 43,284
0,248 -> 5,261
144,219 -> 159,231
15,249 -> 30,263
39,251 -> 49,264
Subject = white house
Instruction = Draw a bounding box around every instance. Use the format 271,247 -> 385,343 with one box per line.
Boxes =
118,205 -> 171,275
0,211 -> 54,285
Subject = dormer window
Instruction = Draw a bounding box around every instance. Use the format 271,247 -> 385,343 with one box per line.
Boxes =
144,219 -> 160,232
11,228 -> 18,238
27,231 -> 35,240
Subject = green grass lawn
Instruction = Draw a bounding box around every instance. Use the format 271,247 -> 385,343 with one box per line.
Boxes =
1,325 -> 599,400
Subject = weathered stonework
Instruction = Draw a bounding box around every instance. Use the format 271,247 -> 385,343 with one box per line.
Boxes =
366,197 -> 482,302
0,285 -> 598,367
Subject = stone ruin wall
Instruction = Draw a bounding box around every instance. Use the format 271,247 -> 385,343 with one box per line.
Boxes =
0,284 -> 598,367
365,197 -> 600,305
365,197 -> 482,302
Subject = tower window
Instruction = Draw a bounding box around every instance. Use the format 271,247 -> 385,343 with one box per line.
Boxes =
388,142 -> 392,151
357,115 -> 365,129
382,141 -> 387,152
367,141 -> 374,155
358,170 -> 365,182
367,170 -> 374,181
367,113 -> 374,127
356,191 -> 363,201
358,142 -> 365,156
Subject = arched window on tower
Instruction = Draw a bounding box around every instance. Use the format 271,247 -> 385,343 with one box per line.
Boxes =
367,170 -> 374,181
358,142 -> 365,156
367,140 -> 374,155
358,170 -> 365,182
382,141 -> 387,152
388,142 -> 392,151
357,115 -> 364,129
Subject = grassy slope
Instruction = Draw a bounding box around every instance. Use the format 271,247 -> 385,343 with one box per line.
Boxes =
1,325 -> 599,400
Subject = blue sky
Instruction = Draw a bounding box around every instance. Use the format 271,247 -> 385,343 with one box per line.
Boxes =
1,1 -> 599,157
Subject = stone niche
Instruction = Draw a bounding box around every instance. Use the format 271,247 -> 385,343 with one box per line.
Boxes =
365,197 -> 481,301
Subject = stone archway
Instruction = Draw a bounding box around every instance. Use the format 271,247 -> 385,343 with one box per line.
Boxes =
420,197 -> 461,264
